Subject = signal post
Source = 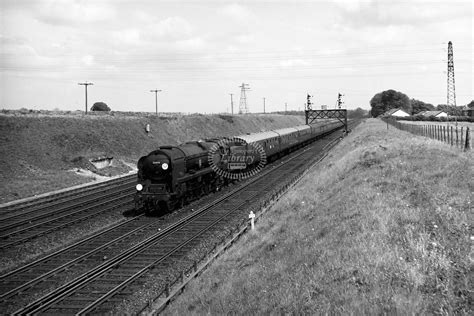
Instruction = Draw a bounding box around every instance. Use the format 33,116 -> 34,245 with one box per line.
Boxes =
305,94 -> 348,132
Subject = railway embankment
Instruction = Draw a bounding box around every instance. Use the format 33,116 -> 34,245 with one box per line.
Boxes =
0,111 -> 304,203
164,118 -> 472,315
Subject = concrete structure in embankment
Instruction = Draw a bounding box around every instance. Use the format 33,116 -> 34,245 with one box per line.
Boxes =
0,112 -> 305,202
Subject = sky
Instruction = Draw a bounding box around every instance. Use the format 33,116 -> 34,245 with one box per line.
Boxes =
0,0 -> 472,114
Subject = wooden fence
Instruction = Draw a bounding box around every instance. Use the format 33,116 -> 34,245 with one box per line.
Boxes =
382,118 -> 471,151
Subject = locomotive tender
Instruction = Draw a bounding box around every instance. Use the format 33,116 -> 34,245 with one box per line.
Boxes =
135,120 -> 343,213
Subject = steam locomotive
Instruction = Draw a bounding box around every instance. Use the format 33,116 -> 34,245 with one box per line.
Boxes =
134,120 -> 343,213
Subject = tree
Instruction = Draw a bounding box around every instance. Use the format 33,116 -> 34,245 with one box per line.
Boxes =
467,100 -> 474,108
436,104 -> 463,116
91,102 -> 111,111
347,107 -> 369,119
369,89 -> 411,117
411,98 -> 434,115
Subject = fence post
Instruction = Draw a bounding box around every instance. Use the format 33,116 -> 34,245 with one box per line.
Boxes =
456,126 -> 459,148
465,127 -> 471,151
461,127 -> 464,148
450,126 -> 453,146
447,126 -> 450,145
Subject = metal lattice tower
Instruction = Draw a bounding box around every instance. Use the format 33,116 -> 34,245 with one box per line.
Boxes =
447,41 -> 456,106
238,83 -> 250,114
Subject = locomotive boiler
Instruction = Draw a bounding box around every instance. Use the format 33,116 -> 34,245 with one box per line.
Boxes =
134,139 -> 224,212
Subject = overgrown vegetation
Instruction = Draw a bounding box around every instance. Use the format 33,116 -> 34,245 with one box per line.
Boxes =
91,102 -> 111,111
164,119 -> 472,315
0,112 -> 306,203
369,90 -> 472,117
370,89 -> 411,117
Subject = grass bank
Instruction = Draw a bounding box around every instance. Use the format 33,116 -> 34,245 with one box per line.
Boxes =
164,118 -> 472,315
0,112 -> 304,203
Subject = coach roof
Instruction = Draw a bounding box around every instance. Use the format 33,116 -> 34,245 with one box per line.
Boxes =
273,127 -> 299,136
235,130 -> 280,144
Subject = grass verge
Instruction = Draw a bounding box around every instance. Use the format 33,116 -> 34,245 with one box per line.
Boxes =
163,118 -> 472,315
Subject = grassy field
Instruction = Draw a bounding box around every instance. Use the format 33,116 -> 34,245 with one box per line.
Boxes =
0,112 -> 305,203
163,119 -> 472,315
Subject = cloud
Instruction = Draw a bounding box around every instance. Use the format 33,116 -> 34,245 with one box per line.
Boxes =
333,0 -> 472,28
36,0 -> 116,26
219,3 -> 255,22
0,35 -> 57,71
147,16 -> 194,41
332,0 -> 371,12
113,29 -> 141,46
175,37 -> 206,50
280,59 -> 311,68
81,55 -> 95,66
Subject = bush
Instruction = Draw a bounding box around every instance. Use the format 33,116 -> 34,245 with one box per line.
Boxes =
91,102 -> 111,112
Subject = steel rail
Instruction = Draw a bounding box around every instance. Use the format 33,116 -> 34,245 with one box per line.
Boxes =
0,215 -> 155,301
14,125 -> 345,315
0,174 -> 136,214
0,195 -> 133,249
13,184 -> 255,315
0,215 -> 142,282
77,145 -> 321,315
0,177 -> 134,223
0,184 -> 133,233
145,121 -> 358,315
5,155 -> 274,314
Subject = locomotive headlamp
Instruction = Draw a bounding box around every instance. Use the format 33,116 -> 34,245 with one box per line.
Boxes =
136,184 -> 143,191
162,163 -> 169,170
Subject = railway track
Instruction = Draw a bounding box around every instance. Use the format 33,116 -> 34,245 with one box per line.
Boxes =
0,214 -> 154,311
4,125 -> 347,315
0,175 -> 136,249
0,174 -> 136,214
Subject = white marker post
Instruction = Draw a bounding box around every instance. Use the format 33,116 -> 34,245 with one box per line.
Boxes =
249,211 -> 255,230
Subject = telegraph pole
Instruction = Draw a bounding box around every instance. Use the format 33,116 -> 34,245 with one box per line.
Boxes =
263,97 -> 266,114
150,89 -> 162,115
229,93 -> 234,115
78,82 -> 93,114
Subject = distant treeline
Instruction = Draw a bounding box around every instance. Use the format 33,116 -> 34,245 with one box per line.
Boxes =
271,108 -> 369,119
370,89 -> 474,117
